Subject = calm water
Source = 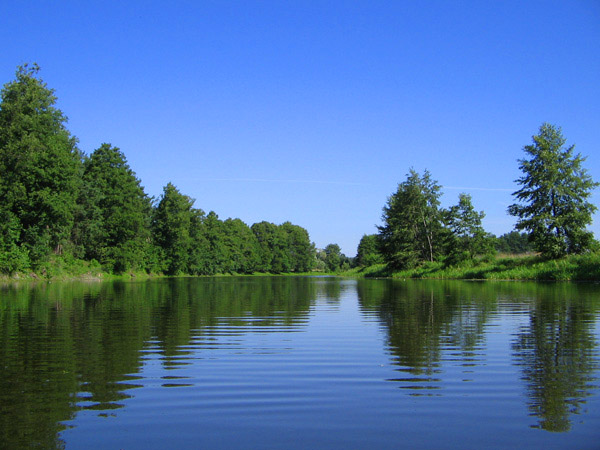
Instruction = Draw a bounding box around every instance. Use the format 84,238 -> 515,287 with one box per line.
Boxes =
1,277 -> 599,449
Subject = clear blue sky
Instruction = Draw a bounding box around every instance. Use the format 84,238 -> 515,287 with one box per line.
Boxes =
2,1 -> 599,256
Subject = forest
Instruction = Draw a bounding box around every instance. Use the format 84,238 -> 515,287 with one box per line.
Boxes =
0,65 -> 315,276
1,65 -> 598,279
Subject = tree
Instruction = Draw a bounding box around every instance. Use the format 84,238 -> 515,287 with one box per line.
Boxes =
444,193 -> 493,264
221,218 -> 260,274
356,234 -> 383,267
495,231 -> 534,254
74,143 -> 154,272
153,183 -> 199,275
324,243 -> 342,272
508,124 -> 598,258
251,221 -> 293,273
280,222 -> 314,272
378,169 -> 444,269
0,64 -> 82,267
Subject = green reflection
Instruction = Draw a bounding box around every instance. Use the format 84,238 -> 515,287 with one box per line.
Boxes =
358,279 -> 600,429
0,277 -> 317,449
357,280 -> 496,382
511,283 -> 600,432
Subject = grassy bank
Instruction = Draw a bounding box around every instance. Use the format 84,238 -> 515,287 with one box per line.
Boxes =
339,253 -> 600,282
3,253 -> 599,283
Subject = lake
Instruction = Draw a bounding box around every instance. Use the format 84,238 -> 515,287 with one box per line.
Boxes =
1,277 -> 599,449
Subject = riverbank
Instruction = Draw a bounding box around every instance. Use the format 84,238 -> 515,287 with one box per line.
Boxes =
2,253 -> 599,284
340,253 -> 600,282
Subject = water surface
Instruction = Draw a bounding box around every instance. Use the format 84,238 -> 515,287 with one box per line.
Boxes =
1,277 -> 599,449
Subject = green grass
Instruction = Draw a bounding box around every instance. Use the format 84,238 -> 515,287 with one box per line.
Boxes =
342,253 -> 600,282
3,253 -> 599,283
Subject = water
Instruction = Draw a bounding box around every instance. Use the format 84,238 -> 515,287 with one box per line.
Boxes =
1,277 -> 599,449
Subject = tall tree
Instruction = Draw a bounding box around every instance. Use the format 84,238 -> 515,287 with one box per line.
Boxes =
378,169 -> 444,269
153,183 -> 199,275
508,124 -> 598,257
280,222 -> 314,272
74,143 -> 153,272
0,64 -> 81,267
444,193 -> 493,264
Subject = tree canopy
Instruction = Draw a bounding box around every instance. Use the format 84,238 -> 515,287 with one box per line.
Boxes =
378,169 -> 444,269
508,123 -> 598,257
0,64 -> 81,270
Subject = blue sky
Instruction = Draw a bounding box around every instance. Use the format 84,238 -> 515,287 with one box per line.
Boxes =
2,1 -> 599,255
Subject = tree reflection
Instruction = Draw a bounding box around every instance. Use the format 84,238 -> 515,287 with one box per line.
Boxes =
511,284 -> 600,432
357,280 -> 496,392
0,277 -> 317,449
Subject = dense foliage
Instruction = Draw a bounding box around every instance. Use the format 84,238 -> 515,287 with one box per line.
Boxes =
378,169 -> 445,269
495,231 -> 534,254
508,123 -> 599,258
356,234 -> 383,267
0,64 -> 81,272
0,65 -> 597,278
0,65 -> 315,276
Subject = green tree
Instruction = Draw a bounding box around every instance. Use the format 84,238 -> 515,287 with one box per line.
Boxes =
444,193 -> 493,264
280,222 -> 315,272
356,234 -> 383,267
222,218 -> 260,274
495,231 -> 534,254
0,64 -> 82,268
200,211 -> 229,275
378,169 -> 444,269
324,243 -> 342,272
508,123 -> 598,258
251,221 -> 291,273
74,143 -> 154,272
153,183 -> 201,275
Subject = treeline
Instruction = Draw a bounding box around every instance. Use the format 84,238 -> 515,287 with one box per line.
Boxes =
351,123 -> 598,271
0,65 -> 315,275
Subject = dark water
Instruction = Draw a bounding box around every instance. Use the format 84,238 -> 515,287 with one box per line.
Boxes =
1,277 -> 599,449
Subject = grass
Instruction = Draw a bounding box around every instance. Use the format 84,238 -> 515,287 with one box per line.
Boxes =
3,253 -> 599,284
339,252 -> 600,282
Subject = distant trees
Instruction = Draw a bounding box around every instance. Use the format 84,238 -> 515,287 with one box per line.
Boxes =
495,231 -> 533,254
251,221 -> 314,274
356,234 -> 383,267
508,123 -> 598,258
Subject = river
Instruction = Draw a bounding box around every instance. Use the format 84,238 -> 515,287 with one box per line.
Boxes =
1,277 -> 599,449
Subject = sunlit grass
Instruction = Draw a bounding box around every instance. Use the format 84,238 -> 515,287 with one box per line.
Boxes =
348,253 -> 600,281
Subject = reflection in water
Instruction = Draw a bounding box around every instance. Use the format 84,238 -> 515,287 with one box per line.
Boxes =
357,278 -> 600,428
0,278 -> 599,448
357,280 -> 496,395
0,277 -> 320,449
511,284 -> 600,431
